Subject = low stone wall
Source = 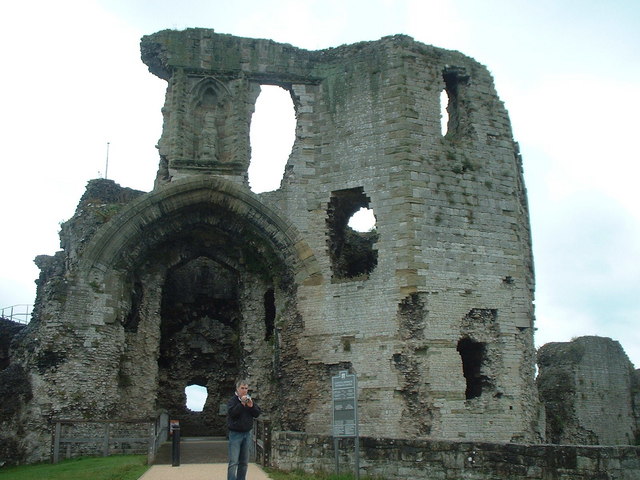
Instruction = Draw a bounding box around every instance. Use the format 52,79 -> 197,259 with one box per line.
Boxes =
271,432 -> 640,479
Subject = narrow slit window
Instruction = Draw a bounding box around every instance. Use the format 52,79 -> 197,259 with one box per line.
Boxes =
264,288 -> 276,341
441,67 -> 469,138
440,89 -> 449,136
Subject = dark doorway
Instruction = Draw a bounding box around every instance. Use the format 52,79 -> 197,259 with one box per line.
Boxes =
157,256 -> 240,436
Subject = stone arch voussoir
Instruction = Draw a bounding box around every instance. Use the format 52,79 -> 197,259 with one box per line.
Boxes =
80,176 -> 322,286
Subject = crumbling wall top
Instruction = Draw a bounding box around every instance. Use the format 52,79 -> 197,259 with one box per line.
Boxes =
140,28 -> 486,85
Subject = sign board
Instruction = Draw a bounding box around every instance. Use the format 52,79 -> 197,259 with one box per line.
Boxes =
169,419 -> 180,434
332,370 -> 357,437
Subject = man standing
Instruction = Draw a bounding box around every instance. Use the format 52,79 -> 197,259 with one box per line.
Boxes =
227,379 -> 261,480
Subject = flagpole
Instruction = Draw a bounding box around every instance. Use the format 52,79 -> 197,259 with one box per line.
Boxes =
105,142 -> 110,179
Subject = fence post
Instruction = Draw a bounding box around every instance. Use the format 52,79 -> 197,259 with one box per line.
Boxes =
53,422 -> 61,463
264,420 -> 271,467
103,423 -> 110,456
147,421 -> 155,465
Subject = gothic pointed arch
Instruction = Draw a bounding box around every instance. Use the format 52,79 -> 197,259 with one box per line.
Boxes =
80,176 -> 322,287
188,77 -> 231,164
190,76 -> 231,105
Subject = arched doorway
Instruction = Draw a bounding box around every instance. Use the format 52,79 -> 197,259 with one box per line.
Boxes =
80,176 -> 321,435
157,255 -> 242,436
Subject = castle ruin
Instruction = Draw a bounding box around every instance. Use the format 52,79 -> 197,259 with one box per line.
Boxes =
1,29 -> 638,476
537,336 -> 639,445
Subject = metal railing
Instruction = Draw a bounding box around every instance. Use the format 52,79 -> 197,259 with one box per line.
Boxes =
1,304 -> 32,324
253,418 -> 271,467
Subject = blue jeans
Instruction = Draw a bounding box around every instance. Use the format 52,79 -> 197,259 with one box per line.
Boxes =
228,430 -> 251,480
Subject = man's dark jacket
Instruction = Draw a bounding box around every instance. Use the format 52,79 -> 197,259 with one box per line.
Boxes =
227,395 -> 261,432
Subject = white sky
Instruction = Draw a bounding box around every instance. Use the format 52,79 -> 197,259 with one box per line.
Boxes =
1,0 -> 638,368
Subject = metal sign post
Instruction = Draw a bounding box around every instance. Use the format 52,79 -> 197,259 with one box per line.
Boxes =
169,420 -> 180,467
332,370 -> 359,479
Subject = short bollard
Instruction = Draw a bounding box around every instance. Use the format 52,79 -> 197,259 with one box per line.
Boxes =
170,421 -> 180,467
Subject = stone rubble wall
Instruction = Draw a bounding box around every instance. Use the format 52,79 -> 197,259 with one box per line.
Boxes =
271,431 -> 640,480
537,336 -> 639,445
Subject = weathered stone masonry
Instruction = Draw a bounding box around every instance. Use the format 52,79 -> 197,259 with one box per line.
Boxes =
537,336 -> 639,446
4,28 -> 545,465
272,433 -> 640,480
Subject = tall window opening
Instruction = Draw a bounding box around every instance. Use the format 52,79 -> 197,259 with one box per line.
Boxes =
327,187 -> 378,280
248,85 -> 296,193
123,280 -> 143,333
441,67 -> 469,138
264,288 -> 276,340
440,89 -> 450,136
457,337 -> 488,399
185,384 -> 208,412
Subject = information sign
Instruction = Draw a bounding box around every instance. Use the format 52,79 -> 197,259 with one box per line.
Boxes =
332,370 -> 357,437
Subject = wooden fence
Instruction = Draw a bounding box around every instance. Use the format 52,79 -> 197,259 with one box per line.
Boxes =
51,411 -> 169,464
253,418 -> 271,467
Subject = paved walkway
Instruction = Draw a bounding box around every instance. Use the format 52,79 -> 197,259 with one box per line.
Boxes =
139,437 -> 273,480
139,463 -> 272,480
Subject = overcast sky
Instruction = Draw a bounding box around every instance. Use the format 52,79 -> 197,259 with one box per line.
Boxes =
1,0 -> 638,370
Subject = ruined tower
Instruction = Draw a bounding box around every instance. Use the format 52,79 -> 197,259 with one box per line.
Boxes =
538,336 -> 638,445
5,29 -> 541,462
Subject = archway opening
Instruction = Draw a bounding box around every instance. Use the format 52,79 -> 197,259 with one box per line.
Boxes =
157,254 -> 241,436
185,384 -> 208,412
101,181 -> 315,435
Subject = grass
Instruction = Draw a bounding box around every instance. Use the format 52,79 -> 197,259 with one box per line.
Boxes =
0,457 -> 377,480
0,455 -> 149,480
265,468 -> 379,480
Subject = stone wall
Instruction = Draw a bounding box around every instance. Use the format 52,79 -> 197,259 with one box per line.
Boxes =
271,432 -> 640,480
0,318 -> 25,370
0,318 -> 31,465
537,336 -> 639,445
